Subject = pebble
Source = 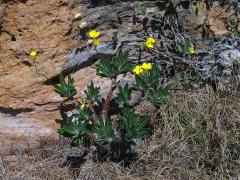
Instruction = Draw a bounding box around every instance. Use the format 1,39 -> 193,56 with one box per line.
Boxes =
87,39 -> 93,45
74,13 -> 82,21
79,21 -> 87,29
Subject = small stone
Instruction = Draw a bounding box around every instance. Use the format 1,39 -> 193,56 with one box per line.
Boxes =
87,39 -> 93,45
79,22 -> 87,29
146,7 -> 157,14
138,15 -> 145,21
74,13 -> 82,20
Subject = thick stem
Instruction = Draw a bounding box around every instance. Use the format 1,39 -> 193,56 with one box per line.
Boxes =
101,79 -> 116,119
88,102 -> 98,123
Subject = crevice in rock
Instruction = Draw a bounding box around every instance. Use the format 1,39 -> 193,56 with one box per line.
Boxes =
11,36 -> 16,41
0,106 -> 34,116
22,60 -> 32,67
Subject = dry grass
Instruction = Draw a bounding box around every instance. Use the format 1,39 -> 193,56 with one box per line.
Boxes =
1,77 -> 240,180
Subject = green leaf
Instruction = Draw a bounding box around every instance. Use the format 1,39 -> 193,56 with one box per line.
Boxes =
96,58 -> 113,78
134,5 -> 146,15
96,49 -> 132,78
232,30 -> 240,36
134,64 -> 160,90
195,2 -> 201,16
54,74 -> 77,98
176,39 -> 192,56
84,82 -> 101,103
148,87 -> 170,108
114,49 -> 133,75
183,40 -> 190,53
119,107 -> 149,141
58,122 -> 88,147
75,106 -> 93,122
59,74 -> 67,92
93,117 -> 116,145
115,84 -> 132,105
176,44 -> 184,56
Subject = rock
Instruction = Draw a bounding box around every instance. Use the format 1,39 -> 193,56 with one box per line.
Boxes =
63,43 -> 115,75
197,36 -> 240,80
219,50 -> 240,67
0,113 -> 57,155
79,21 -> 87,29
73,13 -> 82,21
0,0 -> 76,153
87,38 -> 93,44
0,0 -> 75,110
179,1 -> 234,37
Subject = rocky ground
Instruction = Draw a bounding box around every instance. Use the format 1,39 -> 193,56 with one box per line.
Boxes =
0,0 -> 239,165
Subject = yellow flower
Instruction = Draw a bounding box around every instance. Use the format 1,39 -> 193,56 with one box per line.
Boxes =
141,62 -> 152,70
188,46 -> 195,54
145,37 -> 156,49
93,38 -> 100,46
133,65 -> 144,75
30,50 -> 37,59
88,29 -> 100,39
78,98 -> 85,110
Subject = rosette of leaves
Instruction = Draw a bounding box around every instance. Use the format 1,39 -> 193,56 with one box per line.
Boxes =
119,107 -> 149,141
176,40 -> 190,57
135,64 -> 160,91
96,49 -> 133,78
84,82 -> 101,103
58,103 -> 94,147
58,122 -> 89,147
75,105 -> 93,123
115,84 -> 132,106
134,64 -> 170,108
54,74 -> 77,98
93,117 -> 116,145
134,5 -> 146,15
148,87 -> 170,108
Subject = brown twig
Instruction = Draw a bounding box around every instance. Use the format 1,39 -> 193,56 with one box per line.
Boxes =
101,80 -> 116,120
88,101 -> 98,123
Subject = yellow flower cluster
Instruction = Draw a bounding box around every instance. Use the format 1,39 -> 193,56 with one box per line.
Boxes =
133,62 -> 152,75
30,50 -> 37,59
88,29 -> 100,46
145,37 -> 156,49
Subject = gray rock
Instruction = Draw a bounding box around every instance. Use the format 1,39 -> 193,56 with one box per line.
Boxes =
198,36 -> 240,80
0,113 -> 57,154
66,43 -> 115,71
219,49 -> 240,67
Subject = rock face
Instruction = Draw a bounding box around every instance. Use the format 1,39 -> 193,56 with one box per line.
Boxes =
0,0 -> 76,153
0,0 -> 74,115
180,1 -> 235,36
0,112 -> 57,154
0,0 -> 239,153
